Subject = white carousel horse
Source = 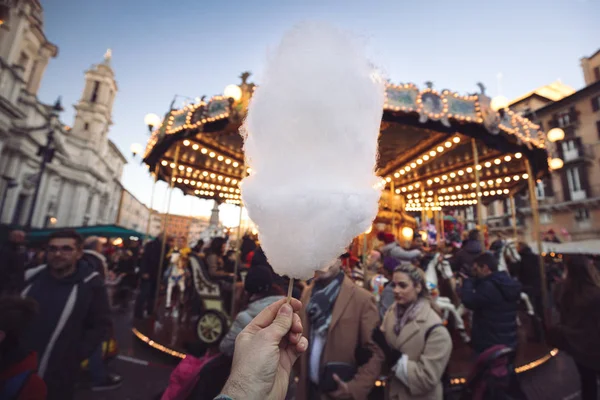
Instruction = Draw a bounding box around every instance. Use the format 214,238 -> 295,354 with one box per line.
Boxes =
495,239 -> 535,317
165,251 -> 186,309
425,254 -> 470,342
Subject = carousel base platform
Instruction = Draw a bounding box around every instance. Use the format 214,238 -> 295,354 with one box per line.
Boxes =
133,305 -> 557,380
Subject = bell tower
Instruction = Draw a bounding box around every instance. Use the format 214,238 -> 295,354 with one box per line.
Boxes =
71,49 -> 117,145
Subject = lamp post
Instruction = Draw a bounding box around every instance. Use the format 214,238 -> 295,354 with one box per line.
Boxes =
25,98 -> 63,230
0,175 -> 17,223
144,113 -> 161,133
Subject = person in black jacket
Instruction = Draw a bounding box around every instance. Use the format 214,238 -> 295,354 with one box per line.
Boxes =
134,234 -> 173,319
450,229 -> 483,274
0,230 -> 27,295
20,230 -> 111,400
459,251 -> 521,354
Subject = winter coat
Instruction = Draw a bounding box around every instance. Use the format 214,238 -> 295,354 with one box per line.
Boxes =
450,240 -> 482,273
219,295 -> 284,356
380,242 -> 421,263
296,276 -> 384,400
381,301 -> 452,400
140,239 -> 170,281
0,242 -> 26,294
517,248 -> 542,296
459,272 -> 521,354
81,250 -> 108,280
548,283 -> 600,371
0,348 -> 47,400
20,261 -> 111,399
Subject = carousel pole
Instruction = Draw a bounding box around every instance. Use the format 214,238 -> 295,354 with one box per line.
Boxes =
230,201 -> 244,318
154,144 -> 180,316
471,139 -> 484,245
390,181 -> 396,234
420,183 -> 426,230
434,193 -> 441,245
144,164 -> 159,243
510,195 -> 518,241
525,159 -> 549,319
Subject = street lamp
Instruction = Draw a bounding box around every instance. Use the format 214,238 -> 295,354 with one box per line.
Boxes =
144,113 -> 161,133
130,143 -> 143,158
547,127 -> 565,142
491,95 -> 509,111
25,97 -> 63,229
224,84 -> 242,102
549,158 -> 564,170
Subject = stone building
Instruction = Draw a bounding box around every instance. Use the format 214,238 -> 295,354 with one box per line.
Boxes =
0,0 -> 126,228
485,48 -> 600,243
116,188 -> 150,233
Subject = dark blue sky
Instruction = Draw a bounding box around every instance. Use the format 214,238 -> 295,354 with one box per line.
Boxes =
38,0 -> 599,221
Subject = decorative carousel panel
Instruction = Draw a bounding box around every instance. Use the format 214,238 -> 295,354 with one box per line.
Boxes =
384,84 -> 419,111
444,92 -> 479,122
477,95 -> 501,135
167,109 -> 189,134
206,98 -> 230,120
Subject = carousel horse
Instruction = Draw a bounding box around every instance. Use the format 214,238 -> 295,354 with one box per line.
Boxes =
165,249 -> 188,310
424,253 -> 470,343
491,239 -> 535,317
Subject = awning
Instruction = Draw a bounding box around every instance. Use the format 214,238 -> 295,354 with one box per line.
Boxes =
529,240 -> 600,256
27,224 -> 149,242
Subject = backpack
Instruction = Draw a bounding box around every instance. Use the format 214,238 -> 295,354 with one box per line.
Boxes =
0,370 -> 33,400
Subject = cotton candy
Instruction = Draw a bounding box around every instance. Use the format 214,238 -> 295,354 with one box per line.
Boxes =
240,22 -> 385,280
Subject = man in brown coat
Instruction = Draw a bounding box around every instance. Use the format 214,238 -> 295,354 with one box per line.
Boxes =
296,260 -> 383,400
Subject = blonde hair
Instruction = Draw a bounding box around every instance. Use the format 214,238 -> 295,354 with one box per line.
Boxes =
393,263 -> 442,316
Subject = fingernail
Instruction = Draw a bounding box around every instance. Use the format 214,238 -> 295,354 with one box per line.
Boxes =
299,337 -> 308,350
279,304 -> 292,316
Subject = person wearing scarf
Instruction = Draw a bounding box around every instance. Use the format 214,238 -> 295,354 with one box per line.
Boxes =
376,263 -> 452,400
296,259 -> 384,400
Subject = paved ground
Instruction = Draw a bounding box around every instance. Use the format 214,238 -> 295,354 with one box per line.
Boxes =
74,297 -> 592,400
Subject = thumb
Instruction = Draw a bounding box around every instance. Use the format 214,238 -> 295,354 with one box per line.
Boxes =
262,303 -> 293,341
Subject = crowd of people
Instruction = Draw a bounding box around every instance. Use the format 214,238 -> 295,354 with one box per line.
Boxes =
1,226 -> 599,400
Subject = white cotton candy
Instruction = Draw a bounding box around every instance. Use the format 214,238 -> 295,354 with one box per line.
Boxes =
240,22 -> 385,280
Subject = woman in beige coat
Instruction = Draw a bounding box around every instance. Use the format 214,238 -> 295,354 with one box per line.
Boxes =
379,263 -> 453,400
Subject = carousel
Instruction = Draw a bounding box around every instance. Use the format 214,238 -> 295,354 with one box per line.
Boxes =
134,72 -> 561,385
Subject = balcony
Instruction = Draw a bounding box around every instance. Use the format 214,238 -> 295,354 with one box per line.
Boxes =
570,190 -> 587,201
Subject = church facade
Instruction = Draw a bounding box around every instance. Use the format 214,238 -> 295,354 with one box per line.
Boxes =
0,0 -> 126,229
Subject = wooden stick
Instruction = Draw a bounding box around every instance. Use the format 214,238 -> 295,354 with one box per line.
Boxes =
286,278 -> 294,303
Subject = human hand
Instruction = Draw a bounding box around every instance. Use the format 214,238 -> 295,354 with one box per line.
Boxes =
220,298 -> 308,400
330,374 -> 352,399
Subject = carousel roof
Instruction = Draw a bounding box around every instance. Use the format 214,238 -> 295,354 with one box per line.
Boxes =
143,76 -> 550,210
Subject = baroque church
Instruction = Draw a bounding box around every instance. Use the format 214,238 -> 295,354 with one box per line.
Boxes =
0,0 -> 126,229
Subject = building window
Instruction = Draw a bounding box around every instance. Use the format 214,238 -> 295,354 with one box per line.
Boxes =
84,122 -> 89,131
12,194 -> 28,225
575,208 -> 590,222
540,212 -> 552,224
561,139 -> 579,162
566,167 -> 586,200
90,81 -> 100,103
592,96 -> 600,112
557,111 -> 571,128
536,181 -> 545,199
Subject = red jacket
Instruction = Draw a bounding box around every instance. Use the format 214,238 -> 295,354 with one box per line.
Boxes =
0,351 -> 47,400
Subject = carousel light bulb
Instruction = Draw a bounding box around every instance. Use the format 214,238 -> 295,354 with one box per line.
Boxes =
504,155 -> 511,162
490,190 -> 496,196
547,128 -> 565,142
405,166 -> 411,171
445,142 -> 452,148
217,155 -> 224,161
161,160 -> 168,166
408,185 -> 414,190
224,84 -> 243,101
484,161 -> 492,168
496,178 -> 502,184
225,159 -> 231,164
450,172 -> 456,178
410,162 -> 417,168
233,162 -> 239,167
442,175 -> 448,180
453,137 -> 460,143
178,165 -> 184,170
183,140 -> 190,146
201,148 -> 208,154
416,159 -> 423,165
401,226 -> 414,241
455,185 -> 461,191
549,158 -> 564,170
423,155 -> 430,161
434,177 -> 440,183
209,152 -> 216,158
515,152 -> 522,159
522,173 -> 529,179
466,167 -> 473,173
504,189 -> 509,194
513,175 -> 519,181
484,191 -> 489,196
427,179 -> 433,185
458,170 -> 464,176
400,170 -> 406,175
494,159 -> 501,165
437,146 -> 444,152
476,165 -> 482,171
401,187 -> 407,192
505,177 -> 511,182
394,172 -> 400,178
464,184 -> 469,189
407,194 -> 412,199
385,177 -> 392,182
430,151 -> 437,157
170,163 -> 175,168
186,167 -> 192,172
